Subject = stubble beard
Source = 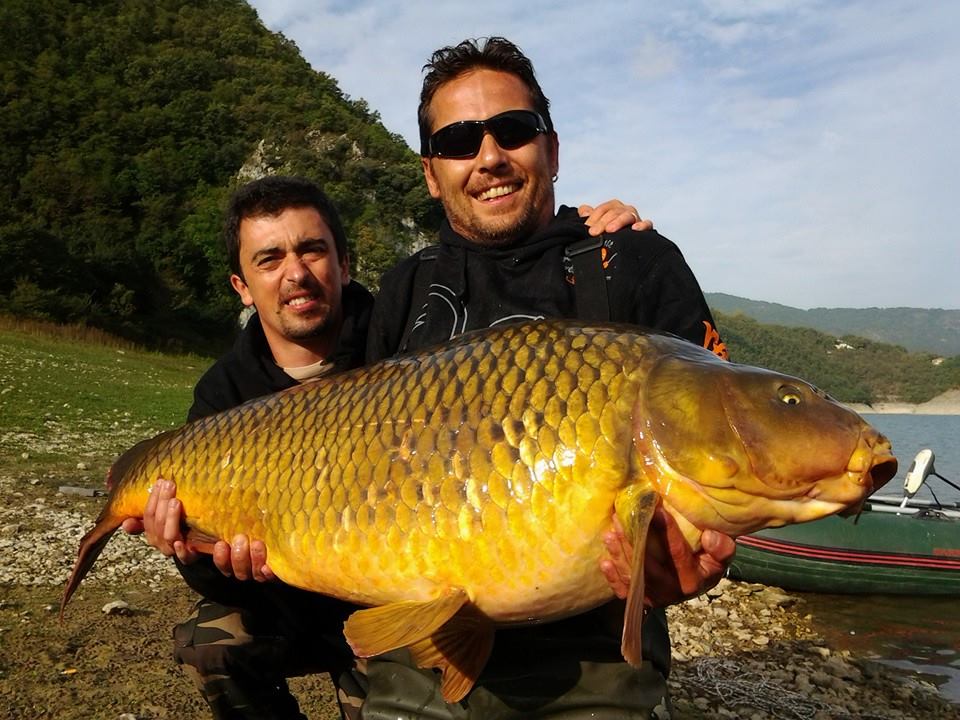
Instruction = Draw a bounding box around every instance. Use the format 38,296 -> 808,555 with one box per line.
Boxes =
276,300 -> 339,342
447,183 -> 554,248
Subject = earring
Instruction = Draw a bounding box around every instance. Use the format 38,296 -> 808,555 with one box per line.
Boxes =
551,174 -> 558,183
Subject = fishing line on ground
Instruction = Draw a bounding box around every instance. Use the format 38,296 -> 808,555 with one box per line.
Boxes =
686,657 -> 890,720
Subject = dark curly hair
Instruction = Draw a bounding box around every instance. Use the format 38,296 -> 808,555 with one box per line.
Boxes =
418,36 -> 554,156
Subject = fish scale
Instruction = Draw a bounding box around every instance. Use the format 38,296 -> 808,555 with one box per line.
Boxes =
62,319 -> 897,702
97,322 -> 642,617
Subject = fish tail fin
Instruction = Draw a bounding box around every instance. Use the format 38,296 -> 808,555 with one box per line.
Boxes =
62,428 -> 177,619
59,510 -> 124,620
619,490 -> 660,666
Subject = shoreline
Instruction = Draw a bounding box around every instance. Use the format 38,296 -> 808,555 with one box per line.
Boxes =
845,388 -> 960,415
846,404 -> 960,415
667,580 -> 959,718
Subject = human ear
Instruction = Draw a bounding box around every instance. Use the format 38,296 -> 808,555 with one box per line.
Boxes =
421,157 -> 442,199
229,274 -> 254,306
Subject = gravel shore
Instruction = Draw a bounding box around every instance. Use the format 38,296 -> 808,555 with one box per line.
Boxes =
1,474 -> 957,720
845,388 -> 960,415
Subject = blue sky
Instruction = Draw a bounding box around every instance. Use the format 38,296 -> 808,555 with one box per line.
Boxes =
246,0 -> 959,310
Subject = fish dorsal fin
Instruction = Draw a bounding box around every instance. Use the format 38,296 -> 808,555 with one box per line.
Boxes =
343,587 -> 469,658
617,487 -> 660,666
407,603 -> 495,703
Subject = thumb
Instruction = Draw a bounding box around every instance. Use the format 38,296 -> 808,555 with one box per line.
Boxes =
701,529 -> 736,562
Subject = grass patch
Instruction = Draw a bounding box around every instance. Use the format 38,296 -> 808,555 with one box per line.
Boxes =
0,316 -> 211,483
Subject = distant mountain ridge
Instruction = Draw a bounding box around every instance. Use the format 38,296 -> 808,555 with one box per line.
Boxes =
706,293 -> 960,357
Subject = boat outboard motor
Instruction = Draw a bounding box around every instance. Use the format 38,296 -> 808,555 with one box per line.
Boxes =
903,448 -> 936,499
902,448 -> 960,510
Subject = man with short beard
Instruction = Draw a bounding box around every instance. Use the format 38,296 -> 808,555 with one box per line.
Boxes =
135,176 -> 370,720
133,176 -> 648,719
362,37 -> 733,719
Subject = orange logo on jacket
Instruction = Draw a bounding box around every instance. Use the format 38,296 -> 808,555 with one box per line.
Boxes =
565,242 -> 615,285
702,321 -> 729,360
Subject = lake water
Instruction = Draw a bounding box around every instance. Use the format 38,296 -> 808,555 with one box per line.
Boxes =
795,414 -> 960,705
861,413 -> 960,504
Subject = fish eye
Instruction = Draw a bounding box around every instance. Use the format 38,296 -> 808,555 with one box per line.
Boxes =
778,385 -> 802,405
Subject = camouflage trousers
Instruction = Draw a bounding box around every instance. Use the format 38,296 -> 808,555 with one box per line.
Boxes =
173,599 -> 366,720
173,599 -> 672,720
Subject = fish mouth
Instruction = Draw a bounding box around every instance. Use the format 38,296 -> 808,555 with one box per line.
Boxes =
835,431 -> 897,517
858,430 -> 898,492
867,453 -> 898,491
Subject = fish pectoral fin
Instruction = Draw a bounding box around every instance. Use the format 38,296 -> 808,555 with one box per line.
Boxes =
343,587 -> 469,658
618,488 -> 660,667
407,603 -> 495,703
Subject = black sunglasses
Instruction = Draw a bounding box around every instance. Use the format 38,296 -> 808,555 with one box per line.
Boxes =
424,109 -> 548,158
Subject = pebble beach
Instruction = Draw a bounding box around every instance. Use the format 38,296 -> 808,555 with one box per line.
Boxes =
1,474 -> 957,719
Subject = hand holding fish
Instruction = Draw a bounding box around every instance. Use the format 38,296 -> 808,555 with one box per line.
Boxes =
124,480 -> 274,581
600,511 -> 736,606
121,478 -> 199,565
214,532 -> 275,582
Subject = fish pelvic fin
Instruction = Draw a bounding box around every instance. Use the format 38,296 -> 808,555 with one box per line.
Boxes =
59,509 -> 124,620
343,587 -> 469,659
617,487 -> 660,667
407,603 -> 495,703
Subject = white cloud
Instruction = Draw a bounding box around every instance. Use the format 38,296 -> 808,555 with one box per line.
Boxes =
247,0 -> 960,309
630,34 -> 681,82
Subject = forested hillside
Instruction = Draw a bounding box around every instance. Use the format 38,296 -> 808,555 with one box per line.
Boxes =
707,293 -> 960,356
5,1 -> 957,406
1,0 -> 440,352
716,312 -> 960,404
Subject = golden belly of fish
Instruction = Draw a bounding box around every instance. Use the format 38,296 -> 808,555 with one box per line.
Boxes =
62,320 -> 897,702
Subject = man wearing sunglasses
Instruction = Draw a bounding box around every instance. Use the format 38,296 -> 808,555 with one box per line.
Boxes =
361,37 -> 734,719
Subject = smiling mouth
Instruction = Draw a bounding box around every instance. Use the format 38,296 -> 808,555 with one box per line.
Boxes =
285,295 -> 317,308
476,184 -> 519,201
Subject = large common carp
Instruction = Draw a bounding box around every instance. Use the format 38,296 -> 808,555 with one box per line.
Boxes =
61,320 -> 896,701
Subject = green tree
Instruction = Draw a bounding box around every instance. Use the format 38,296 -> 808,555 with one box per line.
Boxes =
1,0 -> 438,353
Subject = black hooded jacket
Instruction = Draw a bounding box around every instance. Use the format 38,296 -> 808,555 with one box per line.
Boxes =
363,207 -> 724,691
367,205 -> 724,362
